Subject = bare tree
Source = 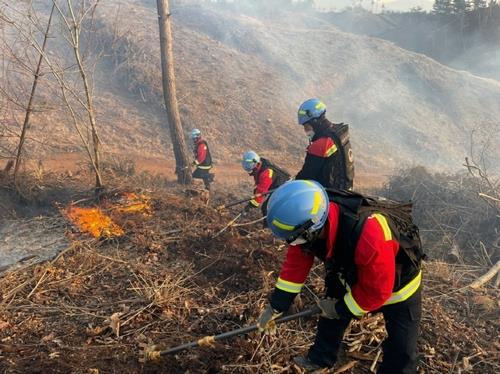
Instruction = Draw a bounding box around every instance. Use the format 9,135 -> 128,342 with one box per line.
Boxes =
157,0 -> 192,184
0,1 -> 104,191
463,126 -> 500,210
0,1 -> 43,170
12,4 -> 55,185
52,0 -> 103,190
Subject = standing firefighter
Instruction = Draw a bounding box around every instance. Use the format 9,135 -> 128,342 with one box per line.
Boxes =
191,128 -> 214,190
241,150 -> 290,216
296,99 -> 355,190
257,180 -> 424,373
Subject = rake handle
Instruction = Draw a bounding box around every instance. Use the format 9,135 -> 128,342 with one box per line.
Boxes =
219,188 -> 278,210
160,305 -> 320,356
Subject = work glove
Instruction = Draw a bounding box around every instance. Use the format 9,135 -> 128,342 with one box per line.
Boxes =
317,297 -> 340,319
257,304 -> 282,334
241,203 -> 253,217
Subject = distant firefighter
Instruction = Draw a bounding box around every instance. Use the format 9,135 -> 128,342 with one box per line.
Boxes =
241,151 -> 290,217
190,128 -> 214,191
296,99 -> 354,190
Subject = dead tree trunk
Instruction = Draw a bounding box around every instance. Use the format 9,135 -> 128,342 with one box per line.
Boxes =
156,0 -> 192,184
13,4 -> 55,185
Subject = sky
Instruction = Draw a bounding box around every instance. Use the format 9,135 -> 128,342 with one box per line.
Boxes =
314,0 -> 435,12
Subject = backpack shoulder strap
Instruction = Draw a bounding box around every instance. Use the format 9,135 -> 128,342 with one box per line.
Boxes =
262,158 -> 291,179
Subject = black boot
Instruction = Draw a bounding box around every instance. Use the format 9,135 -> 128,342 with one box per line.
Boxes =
293,356 -> 324,372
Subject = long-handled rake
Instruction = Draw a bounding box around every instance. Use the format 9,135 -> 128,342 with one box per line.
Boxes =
216,188 -> 278,210
139,305 -> 320,363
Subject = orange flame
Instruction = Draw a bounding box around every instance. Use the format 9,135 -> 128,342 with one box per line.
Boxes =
65,206 -> 124,238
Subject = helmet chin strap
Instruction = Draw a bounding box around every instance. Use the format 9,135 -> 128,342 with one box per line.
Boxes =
309,115 -> 326,133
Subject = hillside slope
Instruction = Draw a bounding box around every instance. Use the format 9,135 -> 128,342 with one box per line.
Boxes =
3,1 -> 500,175
90,1 -> 500,172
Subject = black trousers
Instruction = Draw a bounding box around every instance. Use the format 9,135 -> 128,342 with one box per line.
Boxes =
307,288 -> 421,373
192,168 -> 213,190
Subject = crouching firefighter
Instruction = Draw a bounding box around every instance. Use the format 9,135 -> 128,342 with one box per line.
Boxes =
257,180 -> 424,373
190,128 -> 214,191
296,98 -> 355,190
241,150 -> 290,217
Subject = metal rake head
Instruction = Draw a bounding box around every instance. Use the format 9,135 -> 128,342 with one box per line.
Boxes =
138,342 -> 161,364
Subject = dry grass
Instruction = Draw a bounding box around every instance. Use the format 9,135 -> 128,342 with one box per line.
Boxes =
0,171 -> 498,373
379,166 -> 499,265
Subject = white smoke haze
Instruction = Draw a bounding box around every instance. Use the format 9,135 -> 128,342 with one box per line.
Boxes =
315,0 -> 434,12
1,0 -> 499,176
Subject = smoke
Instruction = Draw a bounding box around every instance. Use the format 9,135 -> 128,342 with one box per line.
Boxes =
169,1 -> 500,173
3,0 -> 499,176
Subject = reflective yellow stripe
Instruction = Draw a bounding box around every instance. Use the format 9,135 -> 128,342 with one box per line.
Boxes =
197,165 -> 212,170
271,219 -> 295,231
315,101 -> 326,110
249,199 -> 260,207
325,144 -> 338,157
344,292 -> 368,317
385,271 -> 422,305
344,271 -> 422,317
303,180 -> 315,187
276,277 -> 303,293
371,214 -> 392,241
298,110 -> 307,115
268,169 -> 273,179
310,191 -> 321,215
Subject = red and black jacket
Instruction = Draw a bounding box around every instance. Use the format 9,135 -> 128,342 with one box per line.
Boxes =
249,158 -> 290,207
296,119 -> 354,190
269,202 -> 422,319
193,138 -> 212,169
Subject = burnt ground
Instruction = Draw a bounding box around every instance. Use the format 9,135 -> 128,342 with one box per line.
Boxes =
0,171 -> 499,373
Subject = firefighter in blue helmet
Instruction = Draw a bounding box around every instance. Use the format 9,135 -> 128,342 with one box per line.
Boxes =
241,150 -> 290,217
296,99 -> 354,190
257,180 -> 423,373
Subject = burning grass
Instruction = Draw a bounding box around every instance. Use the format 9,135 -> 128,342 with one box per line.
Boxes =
65,206 -> 124,238
64,192 -> 151,238
0,187 -> 499,373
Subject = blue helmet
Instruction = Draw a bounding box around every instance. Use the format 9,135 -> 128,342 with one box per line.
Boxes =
190,128 -> 201,140
266,180 -> 329,242
242,150 -> 261,172
297,98 -> 326,125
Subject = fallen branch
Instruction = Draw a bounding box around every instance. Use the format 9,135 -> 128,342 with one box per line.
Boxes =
478,193 -> 500,204
469,261 -> 500,289
333,361 -> 358,373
